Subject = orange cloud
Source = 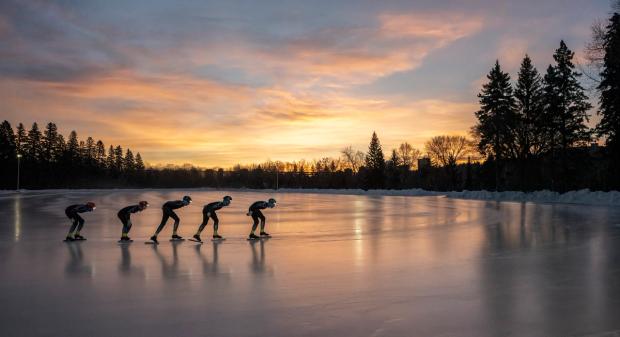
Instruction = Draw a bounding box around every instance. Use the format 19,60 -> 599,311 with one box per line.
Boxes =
1,10 -> 486,167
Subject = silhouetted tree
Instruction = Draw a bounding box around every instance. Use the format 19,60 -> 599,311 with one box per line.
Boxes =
426,135 -> 473,189
15,123 -> 26,155
0,121 -> 16,162
95,140 -> 106,166
596,13 -> 620,188
514,55 -> 546,189
515,55 -> 546,158
364,132 -> 386,189
474,61 -> 518,189
66,130 -> 80,161
397,142 -> 420,169
42,122 -> 59,163
106,145 -> 115,171
114,145 -> 124,172
25,122 -> 42,162
543,41 -> 592,190
386,149 -> 401,188
124,149 -> 135,172
135,152 -> 145,171
341,145 -> 365,172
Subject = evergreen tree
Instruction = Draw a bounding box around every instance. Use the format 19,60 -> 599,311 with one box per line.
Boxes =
474,61 -> 518,189
386,149 -> 401,188
84,137 -> 96,168
135,152 -> 145,170
364,132 -> 386,188
114,145 -> 124,171
95,140 -> 106,166
124,149 -> 135,172
474,61 -> 519,160
15,123 -> 26,155
42,122 -> 59,163
514,55 -> 546,158
597,14 -> 620,149
543,41 -> 592,191
25,122 -> 43,162
56,134 -> 66,153
106,145 -> 115,171
544,41 -> 592,151
595,13 -> 620,188
66,130 -> 80,161
0,121 -> 16,161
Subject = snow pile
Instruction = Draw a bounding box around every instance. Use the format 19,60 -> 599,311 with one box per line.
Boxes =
278,188 -> 620,206
276,188 -> 441,197
445,189 -> 620,206
2,188 -> 620,206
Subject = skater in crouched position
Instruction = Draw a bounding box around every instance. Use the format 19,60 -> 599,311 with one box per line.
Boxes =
149,196 -> 192,244
192,196 -> 232,242
247,198 -> 276,240
64,202 -> 96,241
117,201 -> 149,242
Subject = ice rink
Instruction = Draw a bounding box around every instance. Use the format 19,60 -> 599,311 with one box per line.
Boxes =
1,190 -> 620,337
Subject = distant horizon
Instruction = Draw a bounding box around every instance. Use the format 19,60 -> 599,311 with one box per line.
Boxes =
1,0 -> 611,166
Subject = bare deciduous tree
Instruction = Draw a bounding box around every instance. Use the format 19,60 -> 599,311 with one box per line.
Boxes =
341,145 -> 365,172
425,135 -> 474,168
397,142 -> 421,169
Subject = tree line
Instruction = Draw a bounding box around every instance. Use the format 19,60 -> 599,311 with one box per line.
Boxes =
0,6 -> 618,191
0,122 -> 145,188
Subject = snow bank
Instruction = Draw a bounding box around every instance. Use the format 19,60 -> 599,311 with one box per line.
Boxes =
275,188 -> 441,197
277,188 -> 620,206
445,189 -> 620,206
2,188 -> 620,206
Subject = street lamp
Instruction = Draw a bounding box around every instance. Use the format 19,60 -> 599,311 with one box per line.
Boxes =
16,154 -> 22,191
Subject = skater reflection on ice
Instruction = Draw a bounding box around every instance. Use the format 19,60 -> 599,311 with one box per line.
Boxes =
64,242 -> 92,278
249,239 -> 273,276
150,241 -> 184,279
118,244 -> 144,278
193,241 -> 229,277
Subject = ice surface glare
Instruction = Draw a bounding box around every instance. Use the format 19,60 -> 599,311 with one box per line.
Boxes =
1,191 -> 620,337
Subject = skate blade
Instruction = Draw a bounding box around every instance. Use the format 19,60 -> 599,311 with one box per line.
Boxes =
169,238 -> 186,242
144,241 -> 158,245
118,240 -> 134,244
211,238 -> 226,242
188,238 -> 203,243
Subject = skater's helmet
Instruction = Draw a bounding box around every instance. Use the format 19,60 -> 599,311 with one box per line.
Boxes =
223,195 -> 232,205
183,195 -> 192,204
86,201 -> 96,209
268,198 -> 276,207
139,201 -> 149,209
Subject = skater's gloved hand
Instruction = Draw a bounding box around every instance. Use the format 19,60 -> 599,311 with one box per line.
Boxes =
246,211 -> 251,216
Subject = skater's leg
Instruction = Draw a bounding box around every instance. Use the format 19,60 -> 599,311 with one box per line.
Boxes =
67,216 -> 79,238
119,214 -> 130,237
171,211 -> 180,236
155,209 -> 171,235
250,213 -> 260,234
258,212 -> 266,232
211,213 -> 220,236
196,211 -> 209,235
75,215 -> 85,236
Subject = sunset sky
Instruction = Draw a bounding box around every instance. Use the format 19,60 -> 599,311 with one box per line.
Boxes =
0,0 -> 612,167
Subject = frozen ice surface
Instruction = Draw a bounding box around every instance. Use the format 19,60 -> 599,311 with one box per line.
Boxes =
1,190 -> 620,337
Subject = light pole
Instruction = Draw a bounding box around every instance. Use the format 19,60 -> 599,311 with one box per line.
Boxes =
16,154 -> 22,191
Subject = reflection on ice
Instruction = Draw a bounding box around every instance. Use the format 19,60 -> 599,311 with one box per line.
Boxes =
64,242 -> 92,278
1,190 -> 620,337
249,239 -> 273,276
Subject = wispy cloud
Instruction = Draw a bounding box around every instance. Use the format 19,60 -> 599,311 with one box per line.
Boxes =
0,0 -> 608,166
